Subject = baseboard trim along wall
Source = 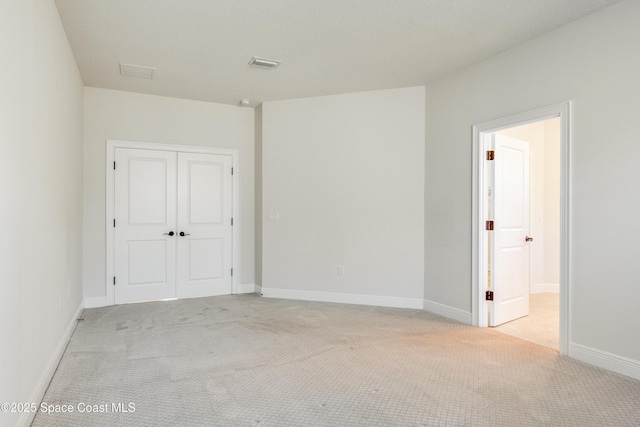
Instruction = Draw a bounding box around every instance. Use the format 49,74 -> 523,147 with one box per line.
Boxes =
234,283 -> 257,294
531,283 -> 560,294
423,299 -> 473,324
84,296 -> 108,308
570,342 -> 640,381
260,287 -> 423,309
19,301 -> 84,427
85,284 -> 257,307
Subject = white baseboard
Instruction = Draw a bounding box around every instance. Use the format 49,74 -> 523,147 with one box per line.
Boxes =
234,283 -> 256,294
531,283 -> 559,294
256,284 -> 262,295
86,286 -> 259,306
570,342 -> 640,381
84,295 -> 109,308
18,300 -> 84,427
423,299 -> 472,324
260,287 -> 423,309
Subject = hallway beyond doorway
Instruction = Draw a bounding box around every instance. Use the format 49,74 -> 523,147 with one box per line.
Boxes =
494,293 -> 559,350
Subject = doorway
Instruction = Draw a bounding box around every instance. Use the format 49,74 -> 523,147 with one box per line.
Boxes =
472,102 -> 571,355
105,140 -> 240,306
490,120 -> 560,350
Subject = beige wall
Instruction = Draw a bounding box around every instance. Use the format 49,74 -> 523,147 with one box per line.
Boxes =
260,87 -> 425,303
425,0 -> 640,362
83,88 -> 255,300
0,1 -> 84,425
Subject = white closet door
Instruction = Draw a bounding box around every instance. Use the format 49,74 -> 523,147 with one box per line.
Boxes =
114,148 -> 177,304
176,152 -> 233,298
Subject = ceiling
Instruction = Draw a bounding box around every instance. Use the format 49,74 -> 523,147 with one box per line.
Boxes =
55,0 -> 620,107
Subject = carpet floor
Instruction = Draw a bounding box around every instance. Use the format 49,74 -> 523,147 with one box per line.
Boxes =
32,294 -> 640,426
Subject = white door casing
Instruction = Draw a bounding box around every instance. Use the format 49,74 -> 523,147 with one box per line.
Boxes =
107,140 -> 239,306
490,135 -> 531,326
114,148 -> 177,304
472,102 -> 571,355
177,152 -> 233,298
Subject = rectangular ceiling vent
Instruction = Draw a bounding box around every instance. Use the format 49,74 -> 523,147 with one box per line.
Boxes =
119,63 -> 155,79
249,56 -> 281,70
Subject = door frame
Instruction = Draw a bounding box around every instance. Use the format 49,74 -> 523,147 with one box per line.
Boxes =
471,102 -> 571,355
105,139 -> 240,306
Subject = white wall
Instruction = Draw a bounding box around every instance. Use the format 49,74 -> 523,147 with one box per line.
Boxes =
543,118 -> 561,285
425,0 -> 640,366
83,88 -> 255,302
260,87 -> 425,306
255,105 -> 263,286
0,1 -> 84,426
496,118 -> 560,291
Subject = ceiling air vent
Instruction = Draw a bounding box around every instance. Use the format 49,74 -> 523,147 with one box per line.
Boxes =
248,56 -> 281,70
119,63 -> 155,79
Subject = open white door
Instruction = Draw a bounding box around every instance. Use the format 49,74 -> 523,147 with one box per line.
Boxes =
176,153 -> 233,298
490,134 -> 531,326
114,148 -> 177,304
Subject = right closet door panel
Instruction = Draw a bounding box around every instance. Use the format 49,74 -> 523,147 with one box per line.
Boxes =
176,152 -> 233,299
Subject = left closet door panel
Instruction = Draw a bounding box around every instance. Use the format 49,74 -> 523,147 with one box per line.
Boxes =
114,148 -> 177,304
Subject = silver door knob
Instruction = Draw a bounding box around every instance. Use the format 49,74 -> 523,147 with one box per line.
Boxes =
179,231 -> 190,237
163,231 -> 175,236
525,236 -> 533,242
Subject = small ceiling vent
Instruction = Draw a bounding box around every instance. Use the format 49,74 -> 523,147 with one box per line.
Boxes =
248,56 -> 281,70
119,63 -> 155,79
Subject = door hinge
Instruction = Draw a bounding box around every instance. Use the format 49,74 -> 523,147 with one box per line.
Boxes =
485,290 -> 494,301
231,167 -> 234,175
113,219 -> 116,228
485,220 -> 494,231
113,277 -> 116,285
231,218 -> 233,226
230,268 -> 233,277
113,161 -> 116,170
486,150 -> 495,160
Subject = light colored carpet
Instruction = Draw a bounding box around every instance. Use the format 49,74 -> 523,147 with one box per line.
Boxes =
494,293 -> 559,350
32,294 -> 640,426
